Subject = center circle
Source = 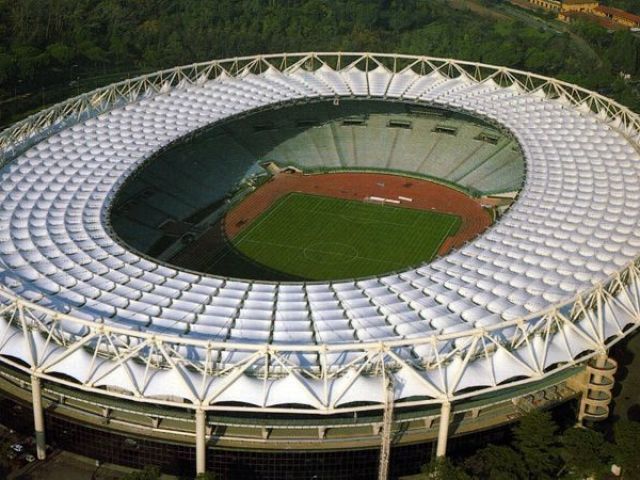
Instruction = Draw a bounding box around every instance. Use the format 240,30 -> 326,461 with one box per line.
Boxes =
303,242 -> 359,264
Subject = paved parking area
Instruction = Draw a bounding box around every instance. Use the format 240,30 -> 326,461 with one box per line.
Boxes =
9,451 -> 177,480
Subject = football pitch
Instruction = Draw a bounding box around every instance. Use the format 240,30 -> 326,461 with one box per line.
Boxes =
231,193 -> 461,280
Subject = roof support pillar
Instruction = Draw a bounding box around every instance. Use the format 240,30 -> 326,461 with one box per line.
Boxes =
31,375 -> 46,460
195,408 -> 207,475
436,401 -> 451,458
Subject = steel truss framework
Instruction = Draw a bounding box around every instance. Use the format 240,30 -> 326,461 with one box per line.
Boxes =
0,53 -> 638,418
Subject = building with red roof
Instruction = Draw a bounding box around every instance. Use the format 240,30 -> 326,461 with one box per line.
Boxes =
594,5 -> 640,28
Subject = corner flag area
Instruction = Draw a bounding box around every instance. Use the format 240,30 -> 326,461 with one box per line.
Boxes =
230,193 -> 461,280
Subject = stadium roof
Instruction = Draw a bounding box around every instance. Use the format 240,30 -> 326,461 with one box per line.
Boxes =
0,53 -> 639,413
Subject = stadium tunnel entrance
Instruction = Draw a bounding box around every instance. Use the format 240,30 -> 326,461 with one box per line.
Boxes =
109,99 -> 525,281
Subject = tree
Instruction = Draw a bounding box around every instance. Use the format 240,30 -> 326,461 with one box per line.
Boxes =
559,427 -> 611,480
419,457 -> 471,480
0,0 -> 639,114
121,465 -> 161,480
613,419 -> 640,479
513,410 -> 560,479
12,45 -> 49,81
607,31 -> 639,76
464,444 -> 528,480
0,51 -> 14,84
46,43 -> 74,66
195,473 -> 218,480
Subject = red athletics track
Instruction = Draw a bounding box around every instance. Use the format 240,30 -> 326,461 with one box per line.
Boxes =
224,172 -> 492,256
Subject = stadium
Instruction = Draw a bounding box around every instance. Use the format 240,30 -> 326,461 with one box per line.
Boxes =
0,52 -> 637,479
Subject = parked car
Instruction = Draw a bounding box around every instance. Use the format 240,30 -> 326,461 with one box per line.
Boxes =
10,443 -> 24,453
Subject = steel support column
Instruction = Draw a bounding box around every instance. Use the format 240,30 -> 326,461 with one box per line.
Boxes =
378,384 -> 394,480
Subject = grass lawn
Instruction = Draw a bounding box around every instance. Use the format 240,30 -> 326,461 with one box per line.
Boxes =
231,193 -> 461,280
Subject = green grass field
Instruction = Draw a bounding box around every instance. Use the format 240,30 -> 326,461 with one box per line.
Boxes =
231,193 -> 461,280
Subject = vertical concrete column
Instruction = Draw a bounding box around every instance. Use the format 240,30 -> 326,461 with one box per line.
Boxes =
195,408 -> 207,475
31,375 -> 46,460
436,401 -> 451,458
